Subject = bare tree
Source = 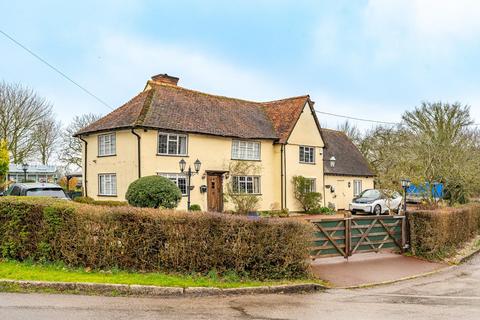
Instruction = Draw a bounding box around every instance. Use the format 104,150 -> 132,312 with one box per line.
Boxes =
0,82 -> 53,163
34,116 -> 61,164
59,113 -> 100,170
337,120 -> 362,147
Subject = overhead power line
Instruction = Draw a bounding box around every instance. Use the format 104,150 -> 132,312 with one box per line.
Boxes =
316,110 -> 480,127
0,28 -> 114,111
1,29 -> 480,126
315,110 -> 400,125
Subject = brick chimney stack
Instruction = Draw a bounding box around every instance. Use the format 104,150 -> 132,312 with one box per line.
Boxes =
151,74 -> 179,86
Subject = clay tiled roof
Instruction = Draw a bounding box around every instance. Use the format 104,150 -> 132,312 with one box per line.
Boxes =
322,129 -> 374,177
262,95 -> 310,143
76,79 -> 312,142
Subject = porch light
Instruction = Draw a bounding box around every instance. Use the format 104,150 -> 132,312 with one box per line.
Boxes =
178,159 -> 202,211
400,178 -> 411,214
194,159 -> 201,173
179,159 -> 186,172
329,156 -> 336,168
22,163 -> 28,182
401,178 -> 411,188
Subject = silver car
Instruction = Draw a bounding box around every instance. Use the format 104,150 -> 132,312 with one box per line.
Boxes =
349,189 -> 402,215
1,183 -> 71,200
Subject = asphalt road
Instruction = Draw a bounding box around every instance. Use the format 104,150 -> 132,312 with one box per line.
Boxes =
1,254 -> 479,320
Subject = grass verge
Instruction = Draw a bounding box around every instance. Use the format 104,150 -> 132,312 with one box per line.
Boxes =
0,260 -> 321,290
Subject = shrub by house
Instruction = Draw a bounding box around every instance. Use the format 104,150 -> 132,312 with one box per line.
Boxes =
126,175 -> 182,209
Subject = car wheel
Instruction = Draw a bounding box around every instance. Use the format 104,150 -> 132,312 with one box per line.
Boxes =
351,210 -> 357,215
373,204 -> 382,215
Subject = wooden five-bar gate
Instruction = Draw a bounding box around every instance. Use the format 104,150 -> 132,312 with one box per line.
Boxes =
309,215 -> 407,259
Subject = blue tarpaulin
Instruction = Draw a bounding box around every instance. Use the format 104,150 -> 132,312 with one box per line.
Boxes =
407,183 -> 444,199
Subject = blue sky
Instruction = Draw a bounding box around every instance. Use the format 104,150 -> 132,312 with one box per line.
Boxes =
1,0 -> 479,131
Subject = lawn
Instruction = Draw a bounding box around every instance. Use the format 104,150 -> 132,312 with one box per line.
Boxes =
0,260 -> 318,289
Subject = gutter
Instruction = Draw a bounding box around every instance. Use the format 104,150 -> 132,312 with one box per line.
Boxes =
79,136 -> 88,197
283,143 -> 287,209
280,144 -> 284,210
131,128 -> 141,178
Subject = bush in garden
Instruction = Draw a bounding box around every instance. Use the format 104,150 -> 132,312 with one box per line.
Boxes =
125,175 -> 182,209
292,176 -> 323,212
0,197 -> 313,280
189,204 -> 201,211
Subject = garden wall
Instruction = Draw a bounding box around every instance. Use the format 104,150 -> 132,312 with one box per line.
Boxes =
0,197 -> 313,280
407,204 -> 480,259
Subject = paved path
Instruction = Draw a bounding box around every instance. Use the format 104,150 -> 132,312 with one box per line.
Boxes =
1,254 -> 479,320
311,251 -> 446,287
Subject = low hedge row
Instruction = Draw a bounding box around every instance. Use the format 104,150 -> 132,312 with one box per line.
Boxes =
73,196 -> 128,207
0,197 -> 313,280
407,204 -> 480,259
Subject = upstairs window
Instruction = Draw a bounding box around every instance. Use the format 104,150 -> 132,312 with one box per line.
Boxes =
299,146 -> 315,164
158,173 -> 188,195
158,132 -> 187,156
98,133 -> 116,156
232,176 -> 261,194
232,140 -> 260,160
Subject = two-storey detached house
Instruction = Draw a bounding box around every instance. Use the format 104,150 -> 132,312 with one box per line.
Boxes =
75,74 -> 325,212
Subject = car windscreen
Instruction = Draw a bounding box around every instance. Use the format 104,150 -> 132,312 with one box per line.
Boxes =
359,189 -> 380,199
26,188 -> 66,198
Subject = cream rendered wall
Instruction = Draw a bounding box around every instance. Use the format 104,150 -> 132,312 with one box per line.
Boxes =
84,129 -> 280,211
324,175 -> 374,210
284,103 -> 325,212
82,130 -> 138,200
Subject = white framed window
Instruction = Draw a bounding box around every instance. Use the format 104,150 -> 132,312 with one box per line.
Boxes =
353,180 -> 362,197
158,173 -> 188,195
231,140 -> 261,160
232,176 -> 261,194
305,178 -> 316,193
98,174 -> 117,196
158,132 -> 188,156
299,146 -> 315,164
98,133 -> 116,156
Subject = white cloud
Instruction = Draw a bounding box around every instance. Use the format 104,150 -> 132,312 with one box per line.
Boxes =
312,91 -> 404,132
363,0 -> 480,61
85,33 -> 288,106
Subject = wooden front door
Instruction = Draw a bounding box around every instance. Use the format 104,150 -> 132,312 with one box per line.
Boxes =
207,174 -> 223,212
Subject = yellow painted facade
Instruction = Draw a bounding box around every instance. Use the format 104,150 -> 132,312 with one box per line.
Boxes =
283,104 -> 325,211
324,175 -> 375,210
81,99 -> 373,213
82,103 -> 329,212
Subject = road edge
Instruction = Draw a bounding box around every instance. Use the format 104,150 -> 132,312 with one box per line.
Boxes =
0,279 -> 326,297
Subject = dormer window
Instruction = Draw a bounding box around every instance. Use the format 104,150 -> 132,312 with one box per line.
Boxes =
98,133 -> 116,157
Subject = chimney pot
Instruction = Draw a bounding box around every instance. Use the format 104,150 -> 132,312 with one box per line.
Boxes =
151,73 -> 179,86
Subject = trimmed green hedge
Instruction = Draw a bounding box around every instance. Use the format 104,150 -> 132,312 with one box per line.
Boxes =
0,197 -> 313,280
407,204 -> 480,259
73,196 -> 128,207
